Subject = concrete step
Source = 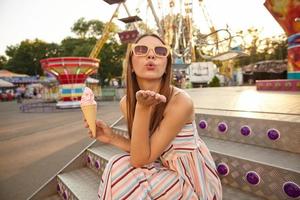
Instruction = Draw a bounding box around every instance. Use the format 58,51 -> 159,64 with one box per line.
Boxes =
86,144 -> 264,200
43,194 -> 61,200
110,125 -> 300,200
195,109 -> 300,154
223,186 -> 265,200
57,167 -> 98,200
204,136 -> 300,200
203,136 -> 300,173
85,142 -> 125,176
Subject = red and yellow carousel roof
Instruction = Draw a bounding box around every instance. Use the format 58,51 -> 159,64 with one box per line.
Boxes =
40,57 -> 100,84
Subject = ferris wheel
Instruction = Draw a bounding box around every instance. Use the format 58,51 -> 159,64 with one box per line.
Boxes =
90,0 -> 248,63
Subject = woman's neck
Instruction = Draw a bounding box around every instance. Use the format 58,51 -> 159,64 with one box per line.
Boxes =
137,78 -> 161,93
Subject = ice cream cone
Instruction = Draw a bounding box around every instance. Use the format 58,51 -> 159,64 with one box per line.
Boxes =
81,104 -> 97,137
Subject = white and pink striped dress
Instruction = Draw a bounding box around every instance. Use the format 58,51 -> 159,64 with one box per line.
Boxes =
98,121 -> 222,200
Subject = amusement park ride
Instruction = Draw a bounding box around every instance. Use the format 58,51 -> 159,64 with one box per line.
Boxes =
40,0 -> 249,108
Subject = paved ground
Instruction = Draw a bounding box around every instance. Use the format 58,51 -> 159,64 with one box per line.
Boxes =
187,86 -> 300,115
0,100 -> 121,200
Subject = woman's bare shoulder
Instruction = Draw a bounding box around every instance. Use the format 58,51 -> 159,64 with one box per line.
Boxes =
170,87 -> 193,105
166,87 -> 194,121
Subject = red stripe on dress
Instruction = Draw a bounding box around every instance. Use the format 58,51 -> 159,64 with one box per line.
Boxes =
178,193 -> 183,200
205,163 -> 219,179
112,167 -> 135,187
103,155 -> 129,199
176,134 -> 194,138
141,166 -> 155,170
179,157 -> 194,188
153,179 -> 180,200
102,166 -> 112,199
120,179 -> 147,200
174,147 -> 195,151
161,144 -> 173,157
112,154 -> 130,165
197,148 -> 204,156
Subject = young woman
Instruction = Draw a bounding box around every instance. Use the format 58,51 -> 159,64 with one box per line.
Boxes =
85,33 -> 222,199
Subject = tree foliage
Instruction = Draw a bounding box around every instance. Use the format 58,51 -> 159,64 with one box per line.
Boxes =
208,76 -> 220,87
98,42 -> 127,85
71,17 -> 105,38
4,39 -> 61,75
234,28 -> 287,68
0,55 -> 7,69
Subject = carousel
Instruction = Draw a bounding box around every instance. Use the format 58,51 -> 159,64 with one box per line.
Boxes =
40,57 -> 99,108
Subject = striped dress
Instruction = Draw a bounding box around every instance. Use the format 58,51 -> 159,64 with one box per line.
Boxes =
98,121 -> 222,200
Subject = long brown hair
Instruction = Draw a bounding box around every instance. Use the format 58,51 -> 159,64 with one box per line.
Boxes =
125,33 -> 173,138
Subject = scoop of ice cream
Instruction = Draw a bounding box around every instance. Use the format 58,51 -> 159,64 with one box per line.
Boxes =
80,87 -> 97,106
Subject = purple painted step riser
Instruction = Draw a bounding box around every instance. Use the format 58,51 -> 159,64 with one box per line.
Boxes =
196,115 -> 299,154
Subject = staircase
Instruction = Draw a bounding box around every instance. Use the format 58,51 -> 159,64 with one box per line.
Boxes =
27,106 -> 300,200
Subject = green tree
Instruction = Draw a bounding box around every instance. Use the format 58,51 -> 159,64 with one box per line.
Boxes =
87,19 -> 105,38
98,41 -> 127,86
71,17 -> 106,39
71,17 -> 90,39
5,39 -> 61,75
0,55 -> 7,69
208,76 -> 220,87
233,29 -> 287,68
60,37 -> 96,56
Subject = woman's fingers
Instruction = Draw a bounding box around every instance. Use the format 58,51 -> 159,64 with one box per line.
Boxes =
96,120 -> 106,128
136,90 -> 166,106
83,118 -> 89,128
159,95 -> 167,103
88,130 -> 93,138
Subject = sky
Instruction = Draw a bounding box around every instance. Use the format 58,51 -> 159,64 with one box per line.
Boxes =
0,0 -> 284,56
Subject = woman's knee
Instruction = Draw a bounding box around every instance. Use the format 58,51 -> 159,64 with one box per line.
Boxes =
108,153 -> 132,171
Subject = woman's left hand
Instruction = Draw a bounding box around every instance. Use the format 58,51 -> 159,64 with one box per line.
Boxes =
136,90 -> 166,107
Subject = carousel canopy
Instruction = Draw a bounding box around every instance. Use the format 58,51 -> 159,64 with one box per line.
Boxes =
0,69 -> 28,77
1,76 -> 39,84
0,79 -> 15,88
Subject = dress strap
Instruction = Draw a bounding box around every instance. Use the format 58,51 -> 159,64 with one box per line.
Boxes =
172,87 -> 184,97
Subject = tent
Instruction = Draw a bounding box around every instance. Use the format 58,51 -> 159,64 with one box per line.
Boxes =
0,79 -> 15,88
0,69 -> 28,77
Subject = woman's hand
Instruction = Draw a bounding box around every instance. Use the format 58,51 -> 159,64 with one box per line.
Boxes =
84,119 -> 113,143
136,90 -> 166,107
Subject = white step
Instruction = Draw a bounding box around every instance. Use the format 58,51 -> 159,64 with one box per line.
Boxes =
57,168 -> 99,200
43,194 -> 61,200
203,136 -> 300,172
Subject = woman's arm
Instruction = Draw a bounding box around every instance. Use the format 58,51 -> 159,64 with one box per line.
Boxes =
130,91 -> 193,167
109,131 -> 131,152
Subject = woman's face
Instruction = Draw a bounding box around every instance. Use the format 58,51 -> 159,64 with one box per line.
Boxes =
131,36 -> 168,81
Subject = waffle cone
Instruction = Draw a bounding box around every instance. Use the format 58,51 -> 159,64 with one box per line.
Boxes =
81,104 -> 97,137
